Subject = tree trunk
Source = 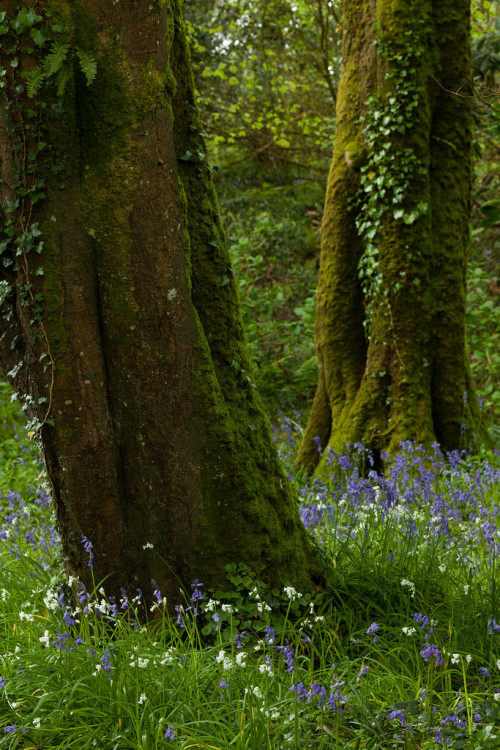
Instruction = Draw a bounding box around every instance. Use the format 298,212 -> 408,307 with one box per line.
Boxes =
297,0 -> 489,475
0,0 -> 321,607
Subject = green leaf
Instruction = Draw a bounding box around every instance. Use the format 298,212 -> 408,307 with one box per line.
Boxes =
26,66 -> 45,98
30,27 -> 50,47
76,47 -> 97,86
480,199 -> 500,226
178,150 -> 196,162
42,41 -> 70,78
55,62 -> 72,97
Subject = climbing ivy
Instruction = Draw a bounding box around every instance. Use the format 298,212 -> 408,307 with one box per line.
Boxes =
352,12 -> 431,334
0,6 -> 96,434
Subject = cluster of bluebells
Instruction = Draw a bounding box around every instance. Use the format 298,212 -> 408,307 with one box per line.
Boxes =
2,421 -> 500,746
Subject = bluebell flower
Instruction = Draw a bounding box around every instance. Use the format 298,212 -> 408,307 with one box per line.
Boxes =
234,631 -> 247,649
366,622 -> 379,642
81,534 -> 94,567
389,708 -> 406,727
164,725 -> 175,740
420,643 -> 443,666
356,665 -> 369,680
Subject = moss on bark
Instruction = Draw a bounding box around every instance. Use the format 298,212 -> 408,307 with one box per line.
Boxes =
297,0 -> 489,476
0,0 -> 324,606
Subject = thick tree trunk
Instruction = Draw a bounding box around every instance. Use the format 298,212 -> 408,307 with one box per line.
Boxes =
0,0 -> 321,606
297,0 -> 489,475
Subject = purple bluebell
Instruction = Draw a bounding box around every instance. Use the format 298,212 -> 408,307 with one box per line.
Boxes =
234,631 -> 247,649
164,725 -> 175,740
366,622 -> 379,642
420,643 -> 443,666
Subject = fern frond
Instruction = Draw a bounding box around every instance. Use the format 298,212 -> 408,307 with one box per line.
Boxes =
55,62 -> 72,98
42,41 -> 70,78
76,48 -> 97,86
26,66 -> 45,98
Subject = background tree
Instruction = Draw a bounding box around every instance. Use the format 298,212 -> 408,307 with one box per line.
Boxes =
184,0 -> 340,175
297,0 -> 491,474
0,0 -> 321,606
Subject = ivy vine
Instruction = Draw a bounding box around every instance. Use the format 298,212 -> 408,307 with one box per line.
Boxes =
0,7 -> 96,434
352,12 -> 431,336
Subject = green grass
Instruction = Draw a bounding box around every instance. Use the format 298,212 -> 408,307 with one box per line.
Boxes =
0,391 -> 499,749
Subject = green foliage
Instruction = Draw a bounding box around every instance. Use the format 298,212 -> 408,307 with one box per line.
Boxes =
0,410 -> 499,748
0,9 -> 96,98
0,6 -> 98,436
183,0 -> 339,176
466,259 -> 500,445
218,171 -> 322,414
353,10 -> 430,333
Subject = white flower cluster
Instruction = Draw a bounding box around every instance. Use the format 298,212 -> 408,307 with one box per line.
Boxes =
284,586 -> 300,601
39,630 -> 51,648
402,627 -> 416,636
259,662 -> 273,676
400,579 -> 416,597
215,650 -> 234,671
43,589 -> 59,611
159,648 -> 177,666
129,657 -> 149,669
245,685 -> 263,699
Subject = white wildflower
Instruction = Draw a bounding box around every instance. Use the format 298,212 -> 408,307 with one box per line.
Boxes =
235,652 -> 247,667
463,585 -> 470,595
160,648 -> 176,666
284,586 -> 299,601
19,611 -> 34,622
245,685 -> 263,699
265,709 -> 280,720
142,542 -> 154,549
221,604 -> 234,614
215,650 -> 234,670
450,654 -> 460,665
43,589 -> 59,611
466,655 -> 472,664
33,718 -> 41,729
138,693 -> 147,705
259,663 -> 273,676
130,657 -> 149,669
402,627 -> 416,636
39,630 -> 51,648
400,579 -> 416,597
1,589 -> 9,601
205,599 -> 220,612
257,601 -> 271,613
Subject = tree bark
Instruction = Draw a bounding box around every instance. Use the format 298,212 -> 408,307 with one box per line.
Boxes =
0,0 -> 321,607
297,0 -> 489,475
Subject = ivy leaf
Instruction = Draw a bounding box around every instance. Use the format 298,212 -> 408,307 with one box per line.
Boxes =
178,150 -> 196,162
30,27 -> 50,47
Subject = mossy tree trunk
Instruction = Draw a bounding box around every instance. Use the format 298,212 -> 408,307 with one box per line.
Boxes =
0,0 -> 321,606
297,0 -> 488,475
